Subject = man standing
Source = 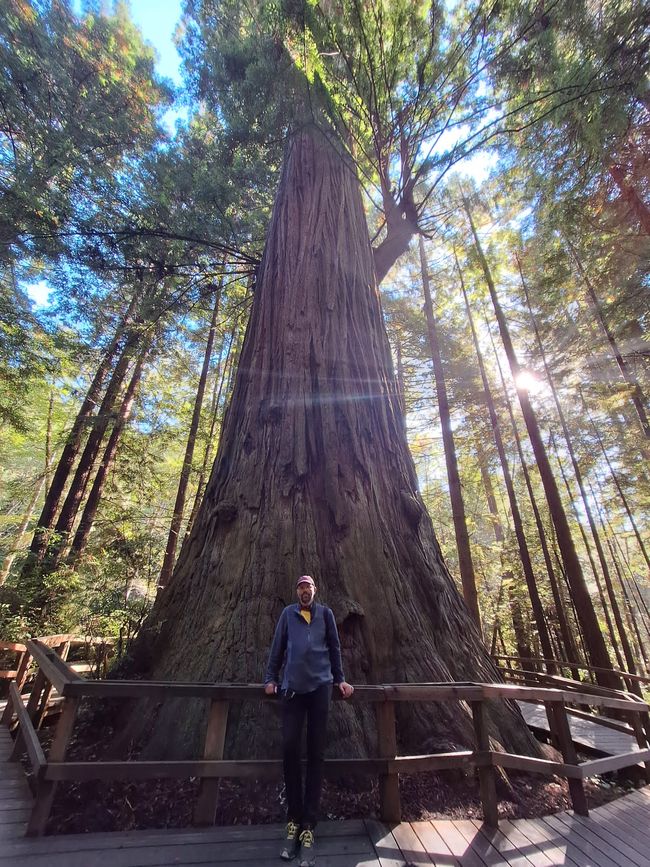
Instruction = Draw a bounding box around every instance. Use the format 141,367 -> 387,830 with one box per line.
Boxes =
265,575 -> 354,866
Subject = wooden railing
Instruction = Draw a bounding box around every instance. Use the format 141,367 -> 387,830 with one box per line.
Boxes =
494,653 -> 650,697
1,634 -> 112,733
4,639 -> 650,837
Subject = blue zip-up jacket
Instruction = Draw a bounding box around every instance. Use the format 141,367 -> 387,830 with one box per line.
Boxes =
264,603 -> 345,694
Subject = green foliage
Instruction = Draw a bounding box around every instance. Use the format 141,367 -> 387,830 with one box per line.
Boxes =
0,0 -> 172,265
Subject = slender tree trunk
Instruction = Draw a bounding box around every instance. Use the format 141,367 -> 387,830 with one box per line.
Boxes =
183,325 -> 239,543
68,341 -> 151,564
159,282 -> 222,589
116,128 -> 538,761
553,441 -> 625,672
419,237 -> 481,631
0,476 -> 46,585
460,263 -> 554,668
487,317 -> 582,677
26,291 -> 141,563
44,326 -> 144,572
520,263 -> 636,677
509,595 -> 534,667
44,390 -> 54,501
566,241 -> 650,440
490,577 -> 505,656
464,202 -> 619,689
580,388 -> 650,571
605,536 -> 648,675
609,164 -> 650,235
552,544 -> 591,678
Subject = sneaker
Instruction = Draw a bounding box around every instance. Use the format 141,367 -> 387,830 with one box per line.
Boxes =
280,821 -> 300,860
298,828 -> 316,867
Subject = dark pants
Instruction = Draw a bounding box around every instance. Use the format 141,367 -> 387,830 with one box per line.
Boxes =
282,683 -> 331,828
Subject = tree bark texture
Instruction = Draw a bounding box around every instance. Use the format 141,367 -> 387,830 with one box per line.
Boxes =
121,129 -> 538,761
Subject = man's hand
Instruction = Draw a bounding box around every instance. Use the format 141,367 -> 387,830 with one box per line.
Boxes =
264,682 -> 278,695
337,681 -> 354,699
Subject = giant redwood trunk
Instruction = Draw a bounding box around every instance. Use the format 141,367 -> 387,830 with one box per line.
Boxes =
122,128 -> 539,761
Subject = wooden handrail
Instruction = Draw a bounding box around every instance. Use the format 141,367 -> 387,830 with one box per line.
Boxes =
8,682 -> 45,774
5,645 -> 650,837
51,677 -> 650,714
0,641 -> 27,653
496,666 -> 642,702
493,654 -> 650,686
26,640 -> 83,694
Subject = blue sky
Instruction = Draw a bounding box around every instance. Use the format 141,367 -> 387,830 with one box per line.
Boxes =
126,0 -> 184,85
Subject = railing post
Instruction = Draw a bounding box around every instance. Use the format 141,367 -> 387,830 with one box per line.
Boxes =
34,641 -> 71,730
26,696 -> 80,837
193,700 -> 229,826
1,648 -> 31,728
471,700 -> 498,827
626,709 -> 650,784
546,699 -> 588,816
10,669 -> 47,761
376,699 -> 400,823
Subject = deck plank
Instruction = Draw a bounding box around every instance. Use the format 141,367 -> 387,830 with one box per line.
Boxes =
453,820 -> 520,867
390,821 -> 434,865
0,833 -> 376,866
364,818 -> 405,867
506,817 -> 585,867
410,820 -> 461,867
430,819 -> 489,867
468,819 -> 551,867
587,799 -> 650,850
540,813 -> 623,867
562,810 -> 650,866
495,820 -> 556,867
518,702 -> 640,756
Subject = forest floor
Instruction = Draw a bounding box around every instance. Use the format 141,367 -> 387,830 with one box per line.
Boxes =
39,727 -> 637,835
45,766 -> 637,835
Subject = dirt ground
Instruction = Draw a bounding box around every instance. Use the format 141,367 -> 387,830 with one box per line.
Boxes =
44,756 -> 638,834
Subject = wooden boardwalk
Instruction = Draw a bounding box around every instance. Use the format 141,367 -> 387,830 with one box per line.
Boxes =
2,717 -> 650,867
3,696 -> 650,865
0,725 -> 31,841
0,789 -> 648,866
518,701 -> 641,756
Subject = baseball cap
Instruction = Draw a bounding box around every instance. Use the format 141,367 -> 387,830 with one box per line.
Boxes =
296,575 -> 315,588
